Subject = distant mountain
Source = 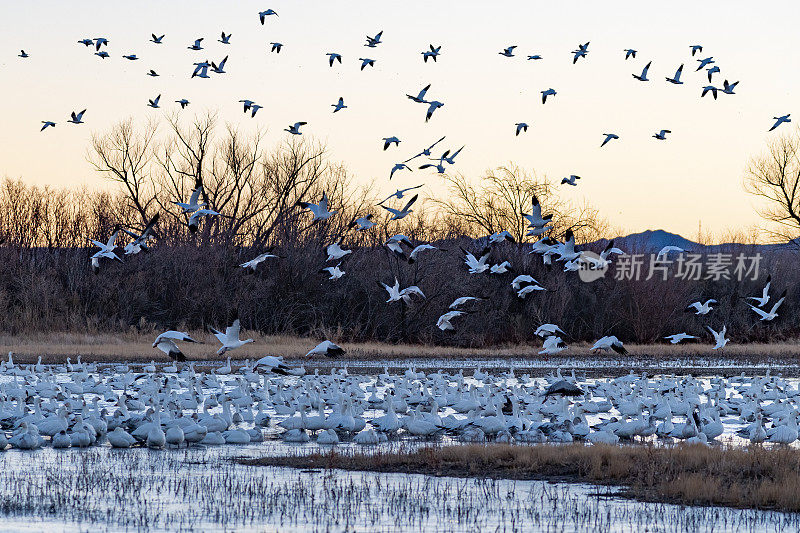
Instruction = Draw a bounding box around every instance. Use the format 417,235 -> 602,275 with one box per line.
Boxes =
590,229 -> 793,254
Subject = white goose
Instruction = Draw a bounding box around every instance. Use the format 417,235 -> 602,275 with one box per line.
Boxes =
210,319 -> 254,355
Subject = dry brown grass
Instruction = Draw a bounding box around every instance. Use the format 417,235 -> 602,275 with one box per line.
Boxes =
1,332 -> 800,366
242,443 -> 800,512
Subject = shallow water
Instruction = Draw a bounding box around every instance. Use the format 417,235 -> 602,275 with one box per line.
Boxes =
0,443 -> 798,533
0,364 -> 798,531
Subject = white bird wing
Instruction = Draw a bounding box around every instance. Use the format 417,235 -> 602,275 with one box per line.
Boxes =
748,305 -> 770,320
402,286 -> 425,298
210,328 -> 227,344
769,293 -> 786,314
381,206 -> 401,216
156,339 -> 179,356
189,184 -> 203,206
226,319 -> 241,341
319,192 -> 329,212
401,194 -> 419,212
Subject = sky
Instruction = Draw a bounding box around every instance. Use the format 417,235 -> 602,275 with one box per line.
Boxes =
0,0 -> 796,239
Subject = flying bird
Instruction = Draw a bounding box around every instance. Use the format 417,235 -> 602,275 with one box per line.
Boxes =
541,88 -> 556,104
382,195 -> 418,221
175,99 -> 190,109
499,46 -> 517,57
358,57 -> 376,70
745,275 -> 771,307
240,251 -> 279,272
259,9 -> 278,24
378,278 -> 424,304
147,94 -> 161,108
320,264 -> 345,280
665,64 -> 684,84
187,209 -> 220,233
297,192 -> 335,223
173,180 -> 206,213
696,56 -> 714,71
120,213 -> 160,255
67,110 -> 86,124
150,34 -> 165,44
664,333 -> 697,344
653,129 -> 671,140
422,44 -> 441,62
690,44 -> 703,56
365,31 -> 383,48
348,214 -> 376,231
769,114 -> 791,132
379,185 -> 424,205
706,65 -> 720,82
406,83 -> 431,103
523,195 -> 553,230
389,162 -> 413,180
707,325 -> 729,350
382,136 -> 401,150
748,289 -> 787,322
210,319 -> 254,355
325,242 -> 352,262
331,97 -> 347,113
437,310 -> 467,331
284,122 -> 307,135
701,85 -> 719,99
153,331 -> 200,361
211,56 -> 228,74
561,175 -> 581,186
425,100 -> 444,122
515,123 -> 529,136
657,245 -> 684,257
40,121 -> 56,131
600,133 -> 619,147
269,42 -> 283,53
306,340 -> 345,358
219,32 -> 232,44
187,38 -> 203,51
686,299 -> 717,315
326,52 -> 342,66
632,61 -> 651,81
624,49 -> 637,60
462,247 -> 491,274
721,80 -> 739,95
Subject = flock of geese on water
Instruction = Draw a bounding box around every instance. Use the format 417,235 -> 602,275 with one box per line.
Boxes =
0,353 -> 798,451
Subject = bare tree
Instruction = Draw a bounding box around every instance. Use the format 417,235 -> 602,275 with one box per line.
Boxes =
745,127 -> 800,244
434,164 -> 604,242
89,117 -> 159,223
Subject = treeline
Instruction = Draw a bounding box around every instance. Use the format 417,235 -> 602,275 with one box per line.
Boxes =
0,114 -> 796,345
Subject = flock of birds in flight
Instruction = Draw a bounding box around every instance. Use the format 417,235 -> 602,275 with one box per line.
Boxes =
22,9 -> 787,361
1,9 -> 798,453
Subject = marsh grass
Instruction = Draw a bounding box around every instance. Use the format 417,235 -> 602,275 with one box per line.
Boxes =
244,443 -> 800,512
3,332 -> 800,367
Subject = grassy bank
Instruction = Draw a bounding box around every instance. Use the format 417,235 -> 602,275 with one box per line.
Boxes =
241,443 -> 800,512
1,332 -> 800,369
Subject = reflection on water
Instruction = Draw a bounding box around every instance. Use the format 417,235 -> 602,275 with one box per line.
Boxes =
0,443 -> 798,533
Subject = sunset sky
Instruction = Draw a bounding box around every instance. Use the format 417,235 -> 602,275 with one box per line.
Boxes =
1,0 -> 796,239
